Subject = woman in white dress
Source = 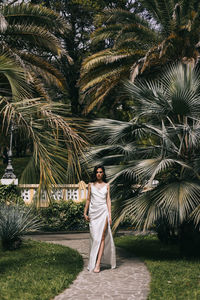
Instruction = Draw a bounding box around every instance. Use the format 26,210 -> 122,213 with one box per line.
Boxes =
84,166 -> 116,273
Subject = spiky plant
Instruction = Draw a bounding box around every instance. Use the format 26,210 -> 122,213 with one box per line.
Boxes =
0,204 -> 41,250
86,64 -> 200,239
80,0 -> 200,113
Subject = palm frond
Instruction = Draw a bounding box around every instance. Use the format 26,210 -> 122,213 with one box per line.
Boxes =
0,12 -> 8,32
0,97 -> 87,205
0,53 -> 31,99
139,0 -> 175,35
0,2 -> 72,102
19,52 -> 67,89
81,0 -> 200,111
113,181 -> 200,230
86,64 -> 200,230
3,3 -> 70,34
6,24 -> 63,55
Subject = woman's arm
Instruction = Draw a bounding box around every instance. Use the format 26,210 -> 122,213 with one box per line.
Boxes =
106,183 -> 112,225
84,183 -> 91,222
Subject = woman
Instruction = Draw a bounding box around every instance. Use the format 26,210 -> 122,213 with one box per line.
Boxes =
84,166 -> 116,273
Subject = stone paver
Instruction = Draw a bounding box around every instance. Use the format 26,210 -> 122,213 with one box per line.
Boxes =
26,233 -> 150,300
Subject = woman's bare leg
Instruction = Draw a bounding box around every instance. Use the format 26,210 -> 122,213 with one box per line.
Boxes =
94,217 -> 108,272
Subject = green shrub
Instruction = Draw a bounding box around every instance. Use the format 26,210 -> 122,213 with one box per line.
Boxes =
154,219 -> 200,257
0,204 -> 42,250
37,200 -> 89,231
118,215 -> 135,230
0,184 -> 24,205
155,217 -> 179,244
179,222 -> 200,257
37,200 -> 134,232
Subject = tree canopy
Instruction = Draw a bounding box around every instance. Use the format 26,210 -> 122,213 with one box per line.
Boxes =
85,64 -> 200,231
0,1 -> 70,101
80,0 -> 200,113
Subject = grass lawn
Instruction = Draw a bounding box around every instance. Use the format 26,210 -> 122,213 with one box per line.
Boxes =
114,235 -> 200,300
0,239 -> 83,300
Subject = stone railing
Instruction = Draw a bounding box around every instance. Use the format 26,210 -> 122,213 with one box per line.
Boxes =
19,181 -> 88,207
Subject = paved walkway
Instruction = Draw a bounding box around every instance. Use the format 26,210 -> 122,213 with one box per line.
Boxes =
26,233 -> 150,300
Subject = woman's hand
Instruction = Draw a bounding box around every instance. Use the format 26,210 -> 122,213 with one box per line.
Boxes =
84,214 -> 90,222
109,215 -> 112,225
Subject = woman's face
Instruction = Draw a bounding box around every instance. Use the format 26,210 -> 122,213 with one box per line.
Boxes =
96,168 -> 103,181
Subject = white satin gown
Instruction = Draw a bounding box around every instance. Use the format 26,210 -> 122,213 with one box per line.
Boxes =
87,183 -> 116,272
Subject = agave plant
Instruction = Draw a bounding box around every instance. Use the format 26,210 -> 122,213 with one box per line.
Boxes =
86,64 -> 200,239
80,0 -> 200,113
0,204 -> 42,250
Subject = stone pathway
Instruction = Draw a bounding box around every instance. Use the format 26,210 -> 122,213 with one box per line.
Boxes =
26,233 -> 150,300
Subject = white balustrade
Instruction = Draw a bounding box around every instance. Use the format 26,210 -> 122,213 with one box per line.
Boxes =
19,181 -> 88,206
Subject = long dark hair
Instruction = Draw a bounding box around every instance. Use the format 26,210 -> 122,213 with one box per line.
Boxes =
91,165 -> 107,183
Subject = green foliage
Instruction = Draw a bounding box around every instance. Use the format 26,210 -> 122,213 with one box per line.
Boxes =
80,0 -> 200,113
37,200 -> 89,231
0,184 -> 24,205
0,53 -> 30,101
0,2 -> 70,100
0,204 -> 42,250
1,84 -> 87,192
86,64 -> 200,246
0,14 -> 87,192
0,156 -> 31,180
154,218 -> 200,258
154,217 -> 179,244
117,214 -> 134,229
32,0 -> 130,116
71,0 -> 101,10
37,199 -> 133,232
179,222 -> 200,257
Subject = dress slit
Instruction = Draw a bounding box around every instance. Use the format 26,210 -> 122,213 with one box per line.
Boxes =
91,214 -> 108,269
96,215 -> 108,261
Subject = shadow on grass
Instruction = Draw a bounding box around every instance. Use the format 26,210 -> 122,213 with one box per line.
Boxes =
114,235 -> 200,262
115,235 -> 200,300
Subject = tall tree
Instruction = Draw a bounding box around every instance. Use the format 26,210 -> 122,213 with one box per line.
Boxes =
85,64 -> 200,237
0,53 -> 87,202
0,1 -> 71,101
31,0 -> 132,115
80,0 -> 200,113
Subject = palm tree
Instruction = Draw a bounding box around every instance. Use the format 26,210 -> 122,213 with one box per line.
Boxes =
86,64 -> 200,239
80,0 -> 200,113
0,54 -> 87,206
0,52 -> 30,99
0,52 -> 30,151
0,1 -> 71,100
